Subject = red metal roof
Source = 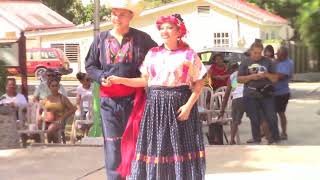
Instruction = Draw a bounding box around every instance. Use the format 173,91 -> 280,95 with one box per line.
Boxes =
0,0 -> 74,31
214,0 -> 288,24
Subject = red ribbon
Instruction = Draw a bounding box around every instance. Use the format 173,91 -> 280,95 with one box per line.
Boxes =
116,87 -> 146,177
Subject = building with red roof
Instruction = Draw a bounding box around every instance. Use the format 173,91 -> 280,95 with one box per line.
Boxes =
0,0 -> 74,39
21,0 -> 289,75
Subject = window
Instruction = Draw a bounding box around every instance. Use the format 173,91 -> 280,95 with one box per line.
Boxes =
51,43 -> 80,63
271,31 -> 276,39
32,51 -> 41,59
265,33 -> 269,40
40,51 -> 57,59
198,6 -> 210,15
26,52 -> 32,60
213,32 -> 231,47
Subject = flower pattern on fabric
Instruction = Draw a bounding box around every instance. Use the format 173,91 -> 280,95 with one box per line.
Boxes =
140,46 -> 207,87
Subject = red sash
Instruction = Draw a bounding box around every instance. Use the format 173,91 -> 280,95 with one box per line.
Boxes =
100,84 -> 136,97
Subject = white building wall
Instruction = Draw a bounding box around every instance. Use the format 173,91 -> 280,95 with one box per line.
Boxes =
238,21 -> 261,48
133,3 -> 262,51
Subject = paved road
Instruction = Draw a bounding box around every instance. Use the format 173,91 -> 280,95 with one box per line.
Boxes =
5,78 -> 319,179
1,145 -> 320,180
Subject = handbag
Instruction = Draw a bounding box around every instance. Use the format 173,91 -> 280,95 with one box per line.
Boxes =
248,84 -> 274,98
257,84 -> 274,97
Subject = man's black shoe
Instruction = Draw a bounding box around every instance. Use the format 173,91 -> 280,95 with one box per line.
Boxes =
246,139 -> 261,144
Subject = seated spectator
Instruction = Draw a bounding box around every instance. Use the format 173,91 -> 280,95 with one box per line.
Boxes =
33,69 -> 67,102
41,77 -> 75,143
208,53 -> 229,90
207,53 -> 230,145
0,78 -> 28,109
75,72 -> 93,136
0,78 -> 28,124
0,78 -> 40,147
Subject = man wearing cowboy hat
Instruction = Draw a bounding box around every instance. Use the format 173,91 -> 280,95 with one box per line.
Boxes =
85,0 -> 157,179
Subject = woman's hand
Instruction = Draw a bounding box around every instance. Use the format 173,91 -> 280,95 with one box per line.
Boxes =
250,74 -> 264,80
75,110 -> 81,118
177,104 -> 192,121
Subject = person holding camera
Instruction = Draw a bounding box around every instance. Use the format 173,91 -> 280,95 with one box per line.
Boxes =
84,0 -> 157,179
238,41 -> 280,144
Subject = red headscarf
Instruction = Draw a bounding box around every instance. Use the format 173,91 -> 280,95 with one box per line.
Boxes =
156,14 -> 187,38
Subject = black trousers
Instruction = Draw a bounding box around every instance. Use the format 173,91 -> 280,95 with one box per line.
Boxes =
100,95 -> 133,180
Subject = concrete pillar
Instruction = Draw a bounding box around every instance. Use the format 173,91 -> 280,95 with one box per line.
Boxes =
0,106 -> 20,149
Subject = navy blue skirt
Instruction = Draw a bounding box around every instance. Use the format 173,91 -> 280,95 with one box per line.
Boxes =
129,86 -> 206,180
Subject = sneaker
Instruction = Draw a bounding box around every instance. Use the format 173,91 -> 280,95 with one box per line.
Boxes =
246,139 -> 261,144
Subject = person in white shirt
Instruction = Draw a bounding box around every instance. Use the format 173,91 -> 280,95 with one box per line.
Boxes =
33,69 -> 67,102
75,72 -> 93,136
0,78 -> 28,110
219,63 -> 245,145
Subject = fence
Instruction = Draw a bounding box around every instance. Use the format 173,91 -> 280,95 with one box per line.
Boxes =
288,41 -> 320,73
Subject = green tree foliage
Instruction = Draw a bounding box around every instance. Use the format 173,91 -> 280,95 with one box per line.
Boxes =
42,0 -> 110,25
247,0 -> 320,51
247,0 -> 301,25
71,1 -> 111,25
144,0 -> 176,9
296,0 -> 320,50
41,0 -> 75,21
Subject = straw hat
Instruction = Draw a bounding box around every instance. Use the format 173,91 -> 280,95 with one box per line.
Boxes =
106,0 -> 145,16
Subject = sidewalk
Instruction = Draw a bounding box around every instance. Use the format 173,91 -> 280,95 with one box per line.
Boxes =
292,72 -> 320,82
1,146 -> 320,180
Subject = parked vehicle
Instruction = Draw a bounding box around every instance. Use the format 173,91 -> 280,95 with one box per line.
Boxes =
6,48 -> 72,78
197,47 -> 248,69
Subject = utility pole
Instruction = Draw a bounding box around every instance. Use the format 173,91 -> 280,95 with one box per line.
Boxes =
18,31 -> 28,101
94,0 -> 100,37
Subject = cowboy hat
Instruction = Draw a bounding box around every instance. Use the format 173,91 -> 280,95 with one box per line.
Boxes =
106,0 -> 144,16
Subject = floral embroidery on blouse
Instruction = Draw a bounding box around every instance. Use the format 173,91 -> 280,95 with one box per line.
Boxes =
140,46 -> 207,87
104,36 -> 133,64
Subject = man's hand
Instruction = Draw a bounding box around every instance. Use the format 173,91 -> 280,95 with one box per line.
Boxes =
101,77 -> 112,87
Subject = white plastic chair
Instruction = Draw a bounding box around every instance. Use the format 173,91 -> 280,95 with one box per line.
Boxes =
18,102 -> 47,145
70,94 -> 93,144
214,86 -> 228,93
198,87 -> 215,125
211,92 -> 240,144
